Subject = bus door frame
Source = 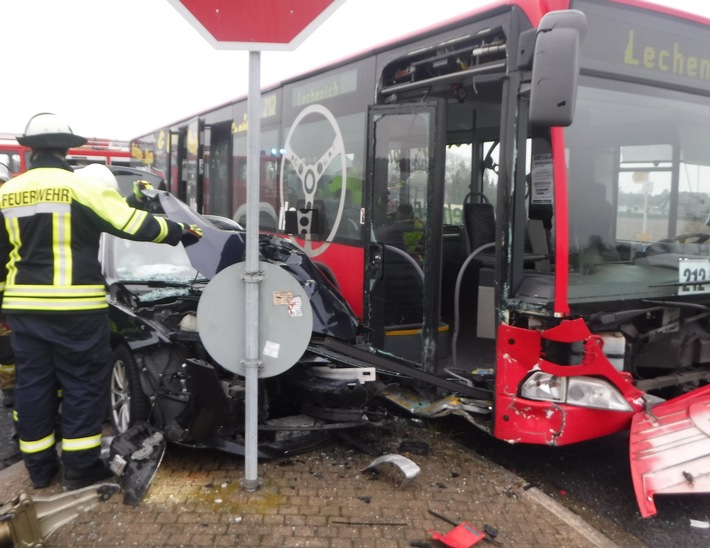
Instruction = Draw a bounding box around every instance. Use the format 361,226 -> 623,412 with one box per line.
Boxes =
174,128 -> 188,204
364,100 -> 447,373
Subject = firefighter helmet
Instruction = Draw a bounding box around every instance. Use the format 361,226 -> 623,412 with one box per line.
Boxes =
74,164 -> 119,192
16,112 -> 87,149
0,163 -> 10,183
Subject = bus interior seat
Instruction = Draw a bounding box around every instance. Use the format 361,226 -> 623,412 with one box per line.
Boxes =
295,199 -> 330,239
451,194 -> 497,354
233,202 -> 278,230
526,218 -> 551,271
462,193 -> 496,256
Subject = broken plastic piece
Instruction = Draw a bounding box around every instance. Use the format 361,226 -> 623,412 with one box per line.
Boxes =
690,518 -> 710,529
362,453 -> 421,487
427,509 -> 487,548
109,422 -> 166,506
429,522 -> 485,547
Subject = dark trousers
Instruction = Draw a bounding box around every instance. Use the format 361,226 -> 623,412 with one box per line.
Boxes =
8,313 -> 112,483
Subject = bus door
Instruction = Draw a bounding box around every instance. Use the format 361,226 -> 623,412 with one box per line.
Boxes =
206,123 -> 233,218
174,128 -> 188,204
172,119 -> 202,211
365,102 -> 446,372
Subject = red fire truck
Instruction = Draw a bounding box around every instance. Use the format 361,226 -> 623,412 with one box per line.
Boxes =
0,133 -> 131,176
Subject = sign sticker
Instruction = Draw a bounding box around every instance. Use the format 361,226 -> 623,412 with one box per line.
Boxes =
531,153 -> 553,205
678,258 -> 710,295
273,291 -> 294,305
263,340 -> 280,359
288,296 -> 304,317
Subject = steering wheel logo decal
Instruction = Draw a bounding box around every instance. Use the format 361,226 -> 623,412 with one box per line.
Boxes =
280,104 -> 347,257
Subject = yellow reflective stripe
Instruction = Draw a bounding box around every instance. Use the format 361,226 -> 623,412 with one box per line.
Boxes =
5,217 -> 21,286
2,203 -> 70,218
124,209 -> 148,235
53,212 -> 72,286
12,409 -> 18,422
62,433 -> 102,452
153,217 -> 169,242
0,363 -> 15,373
20,433 -> 55,454
2,284 -> 107,311
2,298 -> 108,311
4,284 -> 105,297
0,281 -> 5,291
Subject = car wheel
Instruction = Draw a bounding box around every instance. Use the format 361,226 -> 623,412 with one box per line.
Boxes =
110,344 -> 150,434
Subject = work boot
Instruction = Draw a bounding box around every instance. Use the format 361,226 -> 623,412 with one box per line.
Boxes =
31,460 -> 61,489
63,461 -> 114,491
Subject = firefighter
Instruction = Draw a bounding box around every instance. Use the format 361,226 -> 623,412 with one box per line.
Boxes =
0,163 -> 14,408
73,163 -> 120,192
0,113 -> 203,490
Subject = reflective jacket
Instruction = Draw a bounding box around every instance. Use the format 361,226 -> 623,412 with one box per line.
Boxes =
0,154 -> 184,313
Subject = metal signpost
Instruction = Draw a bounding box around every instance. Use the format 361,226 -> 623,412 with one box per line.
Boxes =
167,0 -> 346,490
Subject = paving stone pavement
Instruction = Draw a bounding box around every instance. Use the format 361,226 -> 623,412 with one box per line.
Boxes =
0,428 -> 622,548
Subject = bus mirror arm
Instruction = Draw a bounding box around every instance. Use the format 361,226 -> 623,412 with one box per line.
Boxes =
528,10 -> 588,127
517,28 -> 537,71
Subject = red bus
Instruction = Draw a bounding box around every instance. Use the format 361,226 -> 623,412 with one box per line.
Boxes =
0,133 -> 131,176
130,0 -> 710,517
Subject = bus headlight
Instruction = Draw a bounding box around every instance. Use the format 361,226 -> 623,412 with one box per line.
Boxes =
520,372 -> 632,412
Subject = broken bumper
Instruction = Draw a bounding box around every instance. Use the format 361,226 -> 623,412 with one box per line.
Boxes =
630,383 -> 710,517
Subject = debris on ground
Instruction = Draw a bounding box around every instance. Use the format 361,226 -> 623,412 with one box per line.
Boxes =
362,453 -> 421,487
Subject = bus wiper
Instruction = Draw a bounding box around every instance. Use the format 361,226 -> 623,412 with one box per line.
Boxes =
650,280 -> 710,289
643,299 -> 710,311
589,306 -> 663,328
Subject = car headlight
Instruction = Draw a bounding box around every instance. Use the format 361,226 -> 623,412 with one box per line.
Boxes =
520,371 -> 632,412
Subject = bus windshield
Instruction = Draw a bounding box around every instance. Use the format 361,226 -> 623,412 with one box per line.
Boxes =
565,77 -> 710,305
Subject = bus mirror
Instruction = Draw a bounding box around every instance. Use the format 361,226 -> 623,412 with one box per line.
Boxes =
529,10 -> 587,127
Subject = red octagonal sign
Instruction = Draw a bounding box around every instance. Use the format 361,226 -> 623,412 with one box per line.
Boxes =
168,0 -> 346,51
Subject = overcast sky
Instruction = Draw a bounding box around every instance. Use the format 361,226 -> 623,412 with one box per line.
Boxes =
2,0 -> 709,141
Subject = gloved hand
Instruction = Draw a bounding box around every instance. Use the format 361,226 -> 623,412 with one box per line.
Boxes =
178,223 -> 203,247
133,180 -> 154,202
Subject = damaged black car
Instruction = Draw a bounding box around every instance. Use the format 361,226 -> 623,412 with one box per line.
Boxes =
103,191 -> 383,460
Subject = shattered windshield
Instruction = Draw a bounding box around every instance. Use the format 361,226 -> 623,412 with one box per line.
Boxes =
564,78 -> 710,304
106,236 -> 202,284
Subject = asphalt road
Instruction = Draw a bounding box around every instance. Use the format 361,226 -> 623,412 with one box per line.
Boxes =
449,419 -> 710,548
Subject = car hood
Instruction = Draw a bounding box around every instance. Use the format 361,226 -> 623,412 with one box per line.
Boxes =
157,190 -> 239,280
156,191 -> 358,341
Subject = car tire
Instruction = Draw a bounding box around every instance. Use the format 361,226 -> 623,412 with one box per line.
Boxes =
110,344 -> 151,434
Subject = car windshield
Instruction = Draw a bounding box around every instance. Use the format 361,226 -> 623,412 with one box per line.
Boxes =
563,77 -> 710,305
106,235 -> 202,284
110,168 -> 165,197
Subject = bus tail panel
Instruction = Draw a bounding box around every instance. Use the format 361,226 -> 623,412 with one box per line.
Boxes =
494,321 -> 645,445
